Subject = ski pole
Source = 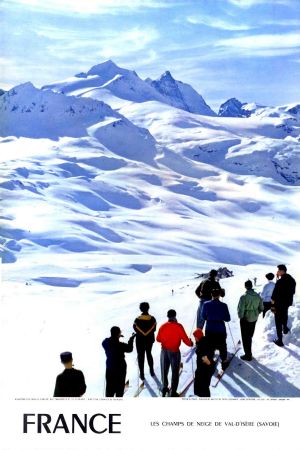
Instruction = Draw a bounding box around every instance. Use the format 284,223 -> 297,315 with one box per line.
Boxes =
186,312 -> 197,387
103,374 -> 106,397
188,311 -> 197,338
227,322 -> 237,352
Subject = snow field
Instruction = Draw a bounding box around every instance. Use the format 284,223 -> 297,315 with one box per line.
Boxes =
1,61 -> 299,398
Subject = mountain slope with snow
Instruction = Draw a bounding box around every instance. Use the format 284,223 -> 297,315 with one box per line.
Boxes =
218,98 -> 251,118
42,60 -> 216,116
0,62 -> 299,399
0,82 -> 157,163
119,101 -> 300,185
146,70 -> 216,116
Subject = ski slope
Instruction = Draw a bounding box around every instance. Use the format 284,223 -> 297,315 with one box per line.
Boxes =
0,61 -> 299,399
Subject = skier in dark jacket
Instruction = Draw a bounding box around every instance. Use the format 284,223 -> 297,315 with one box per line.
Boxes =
195,269 -> 223,329
133,302 -> 156,380
193,328 -> 215,397
271,264 -> 296,347
102,326 -> 135,397
201,288 -> 231,369
54,351 -> 86,397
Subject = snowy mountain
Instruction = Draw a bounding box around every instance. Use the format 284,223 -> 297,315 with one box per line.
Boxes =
119,100 -> 300,184
286,104 -> 300,116
218,98 -> 251,118
0,82 -> 157,163
1,63 -> 300,399
0,82 -> 115,138
42,60 -> 215,115
146,70 -> 216,116
219,97 -> 300,122
43,60 -> 166,107
218,98 -> 276,118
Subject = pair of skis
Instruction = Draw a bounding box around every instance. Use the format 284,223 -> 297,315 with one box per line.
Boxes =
133,372 -> 164,397
134,363 -> 184,397
178,355 -> 220,397
133,375 -> 163,397
161,362 -> 185,397
124,379 -> 145,397
211,340 -> 241,387
178,340 -> 241,396
134,381 -> 145,397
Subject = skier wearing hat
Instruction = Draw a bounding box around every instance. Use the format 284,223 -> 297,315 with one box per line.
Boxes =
156,309 -> 193,397
271,264 -> 296,347
54,352 -> 86,397
195,269 -> 223,329
133,302 -> 156,380
193,328 -> 215,397
102,326 -> 136,397
201,288 -> 231,369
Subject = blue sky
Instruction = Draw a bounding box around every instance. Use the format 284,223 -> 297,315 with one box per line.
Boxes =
1,0 -> 300,108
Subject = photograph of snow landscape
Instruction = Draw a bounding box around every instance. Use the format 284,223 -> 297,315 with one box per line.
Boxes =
1,0 -> 300,405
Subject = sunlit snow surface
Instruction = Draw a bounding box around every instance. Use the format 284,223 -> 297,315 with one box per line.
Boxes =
0,80 -> 300,398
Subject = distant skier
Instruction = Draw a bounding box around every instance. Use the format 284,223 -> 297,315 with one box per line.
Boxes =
260,273 -> 275,317
133,302 -> 156,380
156,309 -> 193,397
253,277 -> 257,286
271,264 -> 296,347
195,269 -> 223,329
238,280 -> 264,361
102,326 -> 135,397
201,288 -> 231,369
193,328 -> 215,397
54,351 -> 86,397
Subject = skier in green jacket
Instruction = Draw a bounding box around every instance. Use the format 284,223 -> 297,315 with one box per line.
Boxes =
237,280 -> 264,361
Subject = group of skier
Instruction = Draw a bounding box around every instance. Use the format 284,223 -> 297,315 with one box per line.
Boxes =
53,264 -> 296,398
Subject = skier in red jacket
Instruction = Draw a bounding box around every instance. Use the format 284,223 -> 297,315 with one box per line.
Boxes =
156,309 -> 193,397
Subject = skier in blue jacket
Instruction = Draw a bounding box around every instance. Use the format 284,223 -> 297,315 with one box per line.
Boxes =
201,288 -> 231,369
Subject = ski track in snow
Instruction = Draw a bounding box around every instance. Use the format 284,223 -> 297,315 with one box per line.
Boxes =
0,62 -> 300,398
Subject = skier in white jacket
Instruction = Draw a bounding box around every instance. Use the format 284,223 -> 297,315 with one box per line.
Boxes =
260,273 -> 275,317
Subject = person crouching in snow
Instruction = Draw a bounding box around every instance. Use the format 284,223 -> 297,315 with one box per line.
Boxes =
156,309 -> 193,397
201,288 -> 231,370
193,328 -> 215,397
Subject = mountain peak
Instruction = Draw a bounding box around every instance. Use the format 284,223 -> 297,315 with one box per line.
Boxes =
8,82 -> 36,96
148,72 -> 215,116
42,62 -> 215,117
160,71 -> 175,82
87,60 -> 120,76
218,97 -> 250,117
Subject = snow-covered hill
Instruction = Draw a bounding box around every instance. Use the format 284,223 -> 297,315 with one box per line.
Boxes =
219,97 -> 300,134
119,101 -> 300,184
0,62 -> 299,399
0,82 -> 157,163
0,82 -> 116,138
